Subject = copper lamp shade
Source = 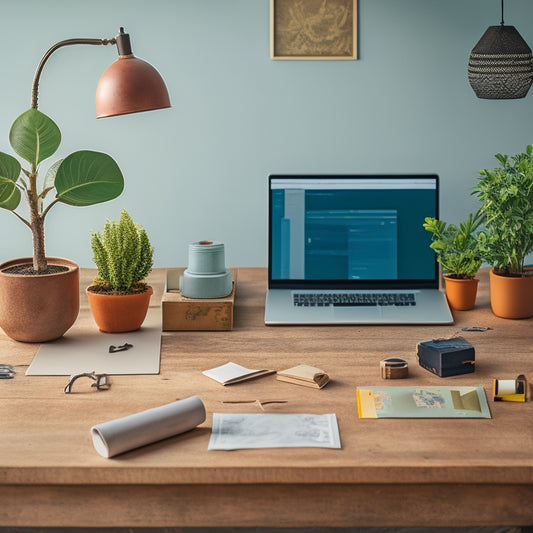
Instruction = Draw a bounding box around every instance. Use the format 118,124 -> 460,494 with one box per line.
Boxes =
95,28 -> 170,118
96,55 -> 171,118
31,27 -> 170,117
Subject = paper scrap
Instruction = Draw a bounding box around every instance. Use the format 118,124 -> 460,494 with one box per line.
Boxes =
202,362 -> 274,385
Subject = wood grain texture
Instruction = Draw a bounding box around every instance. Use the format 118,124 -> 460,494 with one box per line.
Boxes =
1,267 -> 532,527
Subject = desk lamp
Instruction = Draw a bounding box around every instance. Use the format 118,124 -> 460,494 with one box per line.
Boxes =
0,27 -> 170,343
31,27 -> 170,116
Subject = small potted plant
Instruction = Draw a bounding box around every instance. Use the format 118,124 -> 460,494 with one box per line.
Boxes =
423,211 -> 483,310
0,109 -> 124,342
87,209 -> 154,333
473,145 -> 533,318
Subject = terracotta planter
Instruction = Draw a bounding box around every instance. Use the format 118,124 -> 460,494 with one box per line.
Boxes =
86,286 -> 153,333
444,276 -> 479,311
489,268 -> 533,319
0,257 -> 79,343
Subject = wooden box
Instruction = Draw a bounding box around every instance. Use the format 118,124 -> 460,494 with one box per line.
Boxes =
162,268 -> 236,331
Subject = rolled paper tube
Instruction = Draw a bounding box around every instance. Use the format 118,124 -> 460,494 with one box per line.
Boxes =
91,396 -> 206,458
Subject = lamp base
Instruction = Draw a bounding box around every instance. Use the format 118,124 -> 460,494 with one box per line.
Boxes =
179,269 -> 233,299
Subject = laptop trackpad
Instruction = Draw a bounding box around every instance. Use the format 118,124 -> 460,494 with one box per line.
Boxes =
333,305 -> 382,320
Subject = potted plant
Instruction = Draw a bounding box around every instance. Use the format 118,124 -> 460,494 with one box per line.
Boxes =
423,211 -> 483,310
87,209 -> 154,333
0,109 -> 123,342
472,144 -> 533,319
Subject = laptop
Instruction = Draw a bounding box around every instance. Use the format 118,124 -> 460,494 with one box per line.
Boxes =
265,175 -> 453,325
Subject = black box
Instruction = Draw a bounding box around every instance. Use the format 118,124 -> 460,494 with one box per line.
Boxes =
417,337 -> 475,377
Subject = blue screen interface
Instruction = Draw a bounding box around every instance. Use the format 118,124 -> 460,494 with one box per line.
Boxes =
270,177 -> 437,281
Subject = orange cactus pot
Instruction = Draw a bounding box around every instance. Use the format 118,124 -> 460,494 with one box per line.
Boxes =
443,276 -> 479,311
86,286 -> 153,333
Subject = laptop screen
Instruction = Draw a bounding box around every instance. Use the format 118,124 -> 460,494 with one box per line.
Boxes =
268,175 -> 439,289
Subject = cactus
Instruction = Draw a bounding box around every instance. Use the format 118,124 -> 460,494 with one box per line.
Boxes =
91,209 -> 153,293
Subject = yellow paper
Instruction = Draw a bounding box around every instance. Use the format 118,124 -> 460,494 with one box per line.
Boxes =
356,389 -> 377,418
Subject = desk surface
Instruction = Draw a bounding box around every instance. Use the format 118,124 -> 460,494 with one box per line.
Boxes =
1,267 -> 532,528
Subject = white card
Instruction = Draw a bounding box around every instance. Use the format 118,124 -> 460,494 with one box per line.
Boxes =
202,362 -> 273,385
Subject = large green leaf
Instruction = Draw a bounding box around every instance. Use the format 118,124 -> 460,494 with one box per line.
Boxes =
0,151 -> 21,210
55,150 -> 124,206
9,109 -> 61,167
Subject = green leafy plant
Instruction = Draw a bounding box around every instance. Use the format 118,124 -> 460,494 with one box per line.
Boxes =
90,209 -> 153,294
423,211 -> 483,279
0,108 -> 124,273
472,145 -> 533,277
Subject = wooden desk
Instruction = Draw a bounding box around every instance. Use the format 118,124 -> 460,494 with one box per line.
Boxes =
1,268 -> 532,528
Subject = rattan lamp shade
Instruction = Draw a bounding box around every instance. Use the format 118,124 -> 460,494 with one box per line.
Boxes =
468,25 -> 533,99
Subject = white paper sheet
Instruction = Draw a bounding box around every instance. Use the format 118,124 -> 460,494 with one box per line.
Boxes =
91,396 -> 206,458
202,362 -> 274,385
26,308 -> 161,376
208,413 -> 341,450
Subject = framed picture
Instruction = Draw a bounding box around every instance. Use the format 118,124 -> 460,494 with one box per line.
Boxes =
270,0 -> 357,60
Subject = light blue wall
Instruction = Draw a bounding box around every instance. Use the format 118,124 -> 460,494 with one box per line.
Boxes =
1,0 -> 533,268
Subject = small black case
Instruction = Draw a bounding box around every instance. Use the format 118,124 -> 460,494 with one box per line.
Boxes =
417,337 -> 475,377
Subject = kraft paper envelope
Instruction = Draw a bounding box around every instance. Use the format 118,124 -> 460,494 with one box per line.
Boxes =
276,364 -> 330,389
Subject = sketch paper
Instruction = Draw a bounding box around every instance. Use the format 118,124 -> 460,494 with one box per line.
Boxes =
356,386 -> 491,419
208,413 -> 341,450
202,362 -> 275,385
26,308 -> 161,376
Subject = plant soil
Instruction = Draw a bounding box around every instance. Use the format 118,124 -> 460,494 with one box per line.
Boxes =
2,264 -> 69,275
87,281 -> 150,296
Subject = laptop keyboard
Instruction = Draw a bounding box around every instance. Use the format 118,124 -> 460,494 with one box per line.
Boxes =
293,292 -> 417,307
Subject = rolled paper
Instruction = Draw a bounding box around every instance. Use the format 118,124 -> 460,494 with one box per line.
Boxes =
91,395 -> 206,458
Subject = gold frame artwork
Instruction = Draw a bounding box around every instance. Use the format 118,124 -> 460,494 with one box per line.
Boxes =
270,0 -> 357,60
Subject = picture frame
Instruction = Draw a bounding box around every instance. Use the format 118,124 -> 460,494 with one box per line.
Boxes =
270,0 -> 358,60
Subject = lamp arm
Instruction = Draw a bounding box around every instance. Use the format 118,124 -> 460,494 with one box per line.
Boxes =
31,37 -> 116,110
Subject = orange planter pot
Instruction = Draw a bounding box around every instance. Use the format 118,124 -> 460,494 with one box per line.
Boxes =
443,276 -> 479,311
0,257 -> 79,343
489,268 -> 533,319
86,286 -> 153,333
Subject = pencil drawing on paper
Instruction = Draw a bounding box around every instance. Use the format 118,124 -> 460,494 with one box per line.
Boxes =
208,413 -> 341,450
271,0 -> 357,59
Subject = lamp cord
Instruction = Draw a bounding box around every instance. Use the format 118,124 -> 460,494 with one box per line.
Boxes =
500,0 -> 505,25
31,37 -> 116,110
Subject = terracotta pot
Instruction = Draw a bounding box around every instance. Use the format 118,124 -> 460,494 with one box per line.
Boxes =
489,268 -> 533,319
0,257 -> 79,343
444,276 -> 479,311
86,286 -> 153,333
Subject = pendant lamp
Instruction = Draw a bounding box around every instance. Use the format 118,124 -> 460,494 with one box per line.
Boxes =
31,27 -> 170,117
468,0 -> 533,99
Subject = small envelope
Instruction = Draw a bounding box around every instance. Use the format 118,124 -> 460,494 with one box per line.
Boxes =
276,364 -> 329,389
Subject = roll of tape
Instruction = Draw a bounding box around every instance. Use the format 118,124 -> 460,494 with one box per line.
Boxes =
380,358 -> 409,379
496,379 -> 517,396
